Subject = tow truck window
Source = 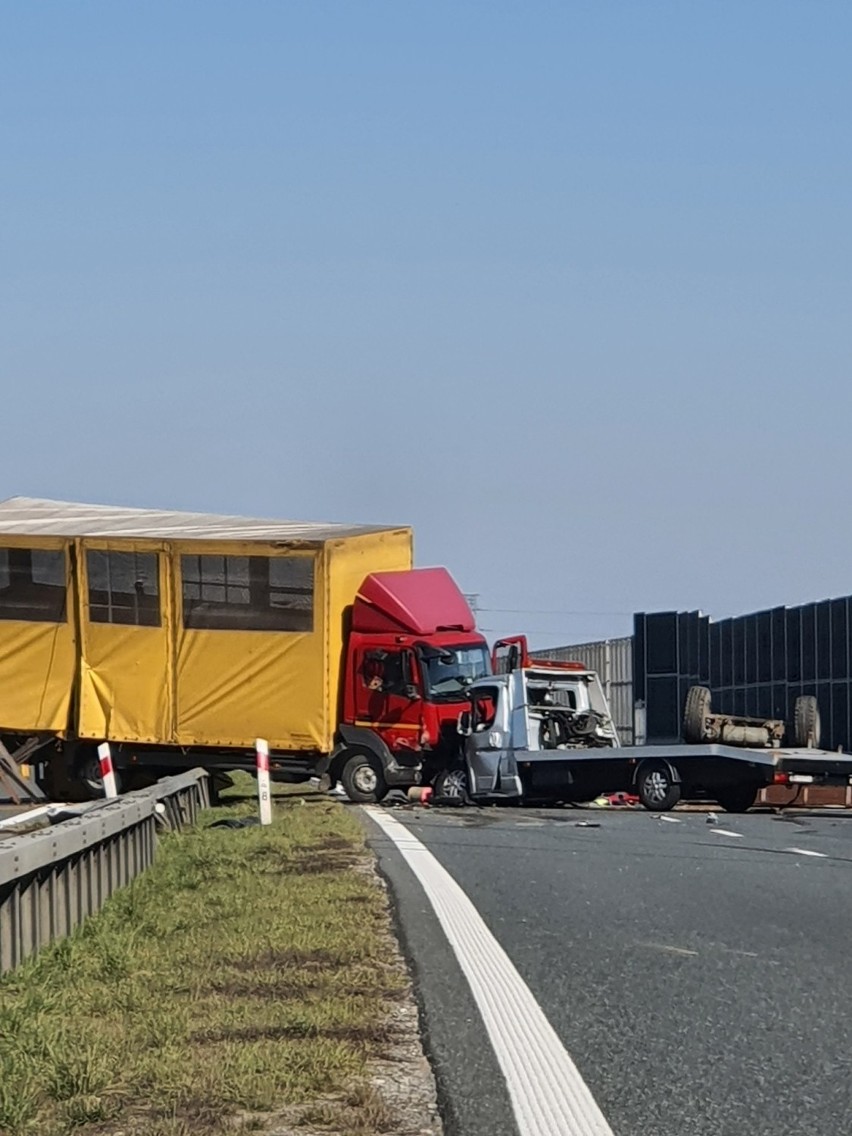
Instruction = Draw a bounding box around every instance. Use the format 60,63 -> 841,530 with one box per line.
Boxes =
528,685 -> 578,709
492,643 -> 520,674
0,547 -> 66,623
472,689 -> 498,731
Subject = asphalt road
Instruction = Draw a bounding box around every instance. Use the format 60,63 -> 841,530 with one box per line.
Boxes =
365,804 -> 852,1136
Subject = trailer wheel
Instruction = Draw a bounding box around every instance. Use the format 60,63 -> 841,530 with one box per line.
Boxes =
340,751 -> 388,804
73,747 -> 122,800
433,767 -> 470,806
793,696 -> 821,748
683,686 -> 711,743
715,784 -> 758,813
636,761 -> 681,811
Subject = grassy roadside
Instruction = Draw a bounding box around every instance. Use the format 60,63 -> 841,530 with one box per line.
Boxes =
0,778 -> 409,1136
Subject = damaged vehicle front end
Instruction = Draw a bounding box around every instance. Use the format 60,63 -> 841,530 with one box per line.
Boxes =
434,659 -> 620,805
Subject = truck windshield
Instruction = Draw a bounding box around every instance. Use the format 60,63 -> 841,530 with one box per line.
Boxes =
421,645 -> 491,702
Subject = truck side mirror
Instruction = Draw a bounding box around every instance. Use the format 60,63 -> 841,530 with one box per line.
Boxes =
457,710 -> 472,736
404,684 -> 419,700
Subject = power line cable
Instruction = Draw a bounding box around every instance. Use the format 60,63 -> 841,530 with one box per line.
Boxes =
478,607 -> 633,617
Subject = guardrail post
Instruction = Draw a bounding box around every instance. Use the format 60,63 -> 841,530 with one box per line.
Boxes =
256,739 -> 272,825
97,743 -> 119,799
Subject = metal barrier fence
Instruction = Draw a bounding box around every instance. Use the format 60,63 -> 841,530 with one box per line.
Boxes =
0,769 -> 210,974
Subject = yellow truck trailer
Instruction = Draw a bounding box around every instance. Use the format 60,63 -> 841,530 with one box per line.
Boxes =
0,497 -> 412,795
0,497 -> 490,802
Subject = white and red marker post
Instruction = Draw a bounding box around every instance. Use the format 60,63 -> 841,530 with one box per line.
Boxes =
255,738 -> 272,825
97,742 -> 119,799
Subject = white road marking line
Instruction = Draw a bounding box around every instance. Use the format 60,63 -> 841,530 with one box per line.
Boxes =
366,806 -> 614,1136
784,847 -> 827,858
639,942 -> 699,957
709,828 -> 744,838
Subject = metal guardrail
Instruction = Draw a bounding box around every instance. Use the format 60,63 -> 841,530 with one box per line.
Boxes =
0,769 -> 210,974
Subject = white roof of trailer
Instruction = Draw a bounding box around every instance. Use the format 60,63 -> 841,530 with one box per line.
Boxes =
0,497 -> 404,543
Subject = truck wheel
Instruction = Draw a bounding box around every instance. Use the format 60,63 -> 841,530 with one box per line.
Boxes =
73,747 -> 122,800
793,696 -> 821,748
683,686 -> 711,743
715,784 -> 758,813
636,762 -> 681,811
433,767 -> 470,806
340,751 -> 388,804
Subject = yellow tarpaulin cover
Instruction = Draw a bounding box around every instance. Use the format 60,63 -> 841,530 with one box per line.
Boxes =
0,499 -> 413,753
0,537 -> 76,734
75,539 -> 176,744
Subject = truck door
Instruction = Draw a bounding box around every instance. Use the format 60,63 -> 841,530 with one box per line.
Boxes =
492,635 -> 530,674
354,648 -> 422,754
465,684 -> 508,794
75,541 -> 175,744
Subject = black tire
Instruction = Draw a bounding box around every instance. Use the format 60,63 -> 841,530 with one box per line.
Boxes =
793,696 -> 821,748
715,784 -> 759,813
73,747 -> 122,800
339,751 -> 388,804
683,685 -> 711,743
433,766 -> 470,806
636,761 -> 681,811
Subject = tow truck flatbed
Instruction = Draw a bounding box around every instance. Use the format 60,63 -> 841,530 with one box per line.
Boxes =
439,655 -> 852,811
517,743 -> 852,774
506,744 -> 852,811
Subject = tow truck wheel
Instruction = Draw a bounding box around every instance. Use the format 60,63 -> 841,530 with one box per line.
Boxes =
340,751 -> 388,804
433,767 -> 470,806
715,784 -> 758,813
636,762 -> 681,811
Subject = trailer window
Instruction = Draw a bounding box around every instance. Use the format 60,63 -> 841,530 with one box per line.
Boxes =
87,551 -> 161,626
0,547 -> 66,622
181,554 -> 314,632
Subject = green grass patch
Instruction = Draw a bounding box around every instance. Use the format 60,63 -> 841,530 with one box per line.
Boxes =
0,777 -> 407,1135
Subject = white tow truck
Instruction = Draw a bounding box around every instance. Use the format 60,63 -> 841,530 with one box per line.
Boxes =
432,637 -> 852,812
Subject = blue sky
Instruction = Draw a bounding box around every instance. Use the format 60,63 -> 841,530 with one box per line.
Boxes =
2,1 -> 851,647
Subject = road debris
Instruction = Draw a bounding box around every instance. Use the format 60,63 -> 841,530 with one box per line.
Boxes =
591,792 -> 640,808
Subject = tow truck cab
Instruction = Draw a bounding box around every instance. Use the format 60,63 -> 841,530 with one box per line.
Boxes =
438,637 -> 619,802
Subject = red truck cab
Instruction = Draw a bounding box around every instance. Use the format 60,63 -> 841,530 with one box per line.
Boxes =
322,567 -> 490,802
